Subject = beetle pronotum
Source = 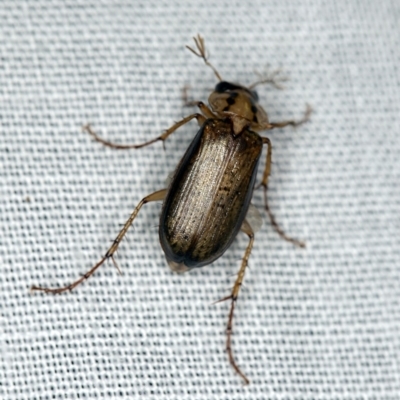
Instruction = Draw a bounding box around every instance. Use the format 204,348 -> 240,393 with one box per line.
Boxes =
32,35 -> 311,385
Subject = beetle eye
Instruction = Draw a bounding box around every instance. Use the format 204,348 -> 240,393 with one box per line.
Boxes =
251,90 -> 259,102
215,81 -> 240,93
214,81 -> 259,102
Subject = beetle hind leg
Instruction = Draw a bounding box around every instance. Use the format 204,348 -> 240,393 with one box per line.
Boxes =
31,189 -> 167,294
216,219 -> 255,385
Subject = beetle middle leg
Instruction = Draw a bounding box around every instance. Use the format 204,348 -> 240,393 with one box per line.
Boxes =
31,189 -> 167,294
258,137 -> 305,248
216,219 -> 254,385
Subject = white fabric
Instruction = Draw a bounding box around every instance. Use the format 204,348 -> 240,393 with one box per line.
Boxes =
1,1 -> 400,398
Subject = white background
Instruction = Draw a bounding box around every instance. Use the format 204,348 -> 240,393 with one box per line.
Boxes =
1,1 -> 399,399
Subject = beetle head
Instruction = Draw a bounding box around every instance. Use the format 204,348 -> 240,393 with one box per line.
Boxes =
208,81 -> 269,132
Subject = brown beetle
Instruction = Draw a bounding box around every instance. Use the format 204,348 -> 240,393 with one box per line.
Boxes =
32,35 -> 311,385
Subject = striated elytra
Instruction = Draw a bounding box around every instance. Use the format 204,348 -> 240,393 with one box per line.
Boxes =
161,119 -> 262,272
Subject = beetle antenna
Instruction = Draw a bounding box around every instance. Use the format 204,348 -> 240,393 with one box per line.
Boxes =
186,34 -> 223,82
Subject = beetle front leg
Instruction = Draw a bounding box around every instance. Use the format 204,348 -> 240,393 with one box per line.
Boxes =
31,189 -> 167,294
182,86 -> 218,119
83,112 -> 206,150
258,137 -> 305,248
264,104 -> 312,130
249,66 -> 288,90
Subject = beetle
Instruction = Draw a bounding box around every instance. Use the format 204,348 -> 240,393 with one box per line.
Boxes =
32,35 -> 311,385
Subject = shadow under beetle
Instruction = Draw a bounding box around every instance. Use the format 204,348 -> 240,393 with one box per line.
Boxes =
32,35 -> 311,385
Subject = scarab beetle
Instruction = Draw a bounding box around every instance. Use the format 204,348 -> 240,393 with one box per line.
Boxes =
32,35 -> 311,385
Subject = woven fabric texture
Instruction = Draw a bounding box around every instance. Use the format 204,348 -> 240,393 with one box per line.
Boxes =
1,1 -> 399,399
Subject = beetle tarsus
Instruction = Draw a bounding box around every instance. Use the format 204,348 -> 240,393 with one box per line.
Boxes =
82,124 -> 162,150
220,219 -> 254,385
182,85 -> 200,107
267,103 -> 312,129
32,189 -> 167,295
30,255 -> 108,294
249,65 -> 288,90
226,298 -> 250,386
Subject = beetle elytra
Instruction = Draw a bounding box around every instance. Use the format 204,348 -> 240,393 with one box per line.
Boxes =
32,35 -> 311,385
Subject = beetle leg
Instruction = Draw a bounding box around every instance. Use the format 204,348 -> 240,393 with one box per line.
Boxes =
186,34 -> 223,81
83,112 -> 206,150
257,137 -> 305,248
31,189 -> 167,294
182,86 -> 219,119
263,104 -> 312,130
216,219 -> 254,385
182,84 -> 197,107
160,112 -> 208,139
195,101 -> 217,120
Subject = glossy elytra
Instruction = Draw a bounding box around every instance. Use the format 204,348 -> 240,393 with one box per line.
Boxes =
32,35 -> 311,385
